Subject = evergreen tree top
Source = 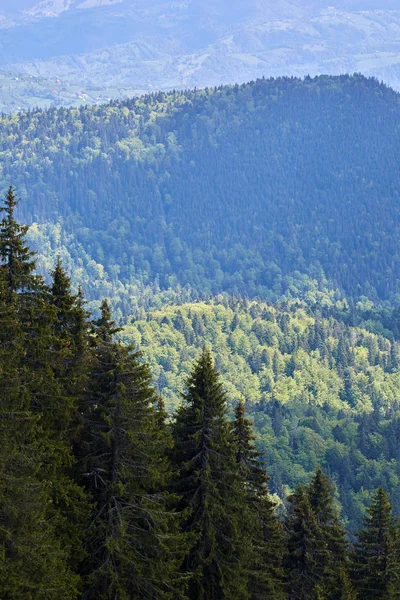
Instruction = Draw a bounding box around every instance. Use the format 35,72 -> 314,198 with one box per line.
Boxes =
0,186 -> 40,292
360,487 -> 396,535
183,346 -> 226,410
352,487 -> 400,598
93,299 -> 121,343
307,465 -> 339,525
51,257 -> 76,310
232,398 -> 268,492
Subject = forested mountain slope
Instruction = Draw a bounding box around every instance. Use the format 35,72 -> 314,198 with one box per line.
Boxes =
4,75 -> 400,308
122,296 -> 400,531
3,187 -> 400,595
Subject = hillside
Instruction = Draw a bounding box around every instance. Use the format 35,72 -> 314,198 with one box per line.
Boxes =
0,70 -> 141,113
3,75 -> 400,310
1,1 -> 400,110
122,296 -> 400,530
3,188 -> 399,596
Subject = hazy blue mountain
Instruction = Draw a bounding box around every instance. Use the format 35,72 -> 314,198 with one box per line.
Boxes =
1,1 -> 400,112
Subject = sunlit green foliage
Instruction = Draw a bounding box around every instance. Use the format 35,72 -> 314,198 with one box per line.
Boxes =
122,297 -> 400,530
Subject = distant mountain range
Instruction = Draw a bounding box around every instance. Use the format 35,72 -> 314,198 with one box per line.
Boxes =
1,1 -> 400,111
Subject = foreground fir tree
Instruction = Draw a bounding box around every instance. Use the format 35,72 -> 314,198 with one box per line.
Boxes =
171,348 -> 249,600
351,488 -> 400,599
0,188 -> 82,598
50,259 -> 92,456
285,467 -> 349,600
49,257 -> 92,571
232,399 -> 286,600
79,300 -> 185,600
307,466 -> 349,599
51,257 -> 90,367
285,484 -> 322,600
0,186 -> 38,293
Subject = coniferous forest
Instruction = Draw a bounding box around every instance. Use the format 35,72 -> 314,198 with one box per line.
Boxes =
2,75 -> 400,315
4,75 -> 400,599
2,184 -> 400,600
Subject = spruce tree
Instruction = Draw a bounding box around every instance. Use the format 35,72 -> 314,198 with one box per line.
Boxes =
0,186 -> 39,293
286,467 -> 349,600
79,300 -> 185,600
0,199 -> 82,597
285,485 -> 323,600
49,257 -> 92,572
171,348 -> 248,600
51,257 -> 89,348
351,488 -> 400,599
232,399 -> 286,600
307,466 -> 349,599
50,258 -> 91,443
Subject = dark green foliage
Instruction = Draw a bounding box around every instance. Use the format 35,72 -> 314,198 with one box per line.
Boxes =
0,186 -> 38,293
352,488 -> 400,599
79,300 -> 185,600
307,467 -> 349,599
51,257 -> 89,348
285,485 -> 322,600
0,191 -> 82,598
172,348 -> 249,600
0,192 -> 188,599
285,467 -> 349,600
232,400 -> 286,599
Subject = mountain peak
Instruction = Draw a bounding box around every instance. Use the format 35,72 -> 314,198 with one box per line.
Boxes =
25,0 -> 124,18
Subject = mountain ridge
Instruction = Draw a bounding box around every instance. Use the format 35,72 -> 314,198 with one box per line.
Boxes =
2,1 -> 400,112
2,74 -> 400,314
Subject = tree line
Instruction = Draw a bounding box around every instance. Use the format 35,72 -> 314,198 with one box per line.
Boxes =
1,186 -> 400,599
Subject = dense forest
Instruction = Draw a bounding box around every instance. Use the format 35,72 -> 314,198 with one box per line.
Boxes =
3,188 -> 400,599
2,75 -> 400,313
122,297 -> 400,532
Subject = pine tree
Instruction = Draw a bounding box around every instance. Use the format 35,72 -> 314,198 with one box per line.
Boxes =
49,258 -> 92,572
50,258 -> 91,441
171,348 -> 249,600
307,466 -> 349,599
0,189 -> 85,597
0,186 -> 39,293
232,399 -> 286,600
51,257 -> 89,346
351,488 -> 400,599
338,570 -> 357,600
79,300 -> 185,600
285,485 -> 323,600
285,467 -> 349,600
